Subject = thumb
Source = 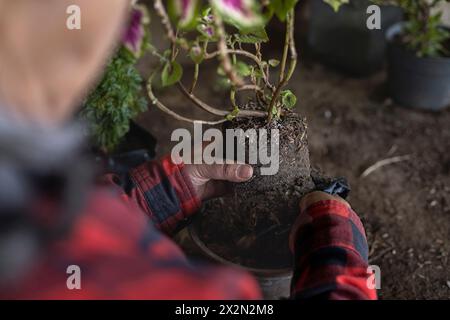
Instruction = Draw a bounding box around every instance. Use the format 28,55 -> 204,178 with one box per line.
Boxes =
196,163 -> 254,182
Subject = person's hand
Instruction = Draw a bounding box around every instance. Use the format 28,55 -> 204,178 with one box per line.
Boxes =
299,191 -> 350,212
290,191 -> 351,250
183,163 -> 253,201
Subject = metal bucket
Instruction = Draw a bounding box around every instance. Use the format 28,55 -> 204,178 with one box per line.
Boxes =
188,222 -> 292,300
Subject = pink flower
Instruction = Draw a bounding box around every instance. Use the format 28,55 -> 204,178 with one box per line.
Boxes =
122,5 -> 149,57
211,0 -> 262,29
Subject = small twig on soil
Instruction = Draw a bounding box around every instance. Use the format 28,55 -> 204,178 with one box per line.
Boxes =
386,144 -> 398,157
368,239 -> 379,257
370,247 -> 393,263
360,155 -> 412,178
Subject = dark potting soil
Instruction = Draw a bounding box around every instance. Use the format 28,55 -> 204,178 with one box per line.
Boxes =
140,60 -> 450,299
198,114 -> 315,269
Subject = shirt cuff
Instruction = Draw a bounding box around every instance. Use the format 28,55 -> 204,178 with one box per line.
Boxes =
129,155 -> 202,233
289,199 -> 368,263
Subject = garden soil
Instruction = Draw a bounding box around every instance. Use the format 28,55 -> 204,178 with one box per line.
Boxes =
137,56 -> 450,299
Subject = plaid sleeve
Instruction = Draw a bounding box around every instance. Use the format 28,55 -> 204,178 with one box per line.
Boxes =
289,200 -> 377,300
104,155 -> 201,235
1,190 -> 262,299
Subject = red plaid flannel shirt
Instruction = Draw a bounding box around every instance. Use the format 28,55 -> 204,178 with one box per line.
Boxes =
1,155 -> 376,300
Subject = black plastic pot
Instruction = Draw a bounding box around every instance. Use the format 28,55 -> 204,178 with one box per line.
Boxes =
308,0 -> 403,76
188,220 -> 292,300
116,121 -> 157,156
386,22 -> 450,111
96,121 -> 157,175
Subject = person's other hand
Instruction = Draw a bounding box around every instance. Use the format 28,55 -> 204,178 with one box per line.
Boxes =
290,191 -> 351,249
183,163 -> 253,201
299,191 -> 350,212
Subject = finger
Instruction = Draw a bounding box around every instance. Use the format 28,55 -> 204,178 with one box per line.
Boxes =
196,163 -> 253,183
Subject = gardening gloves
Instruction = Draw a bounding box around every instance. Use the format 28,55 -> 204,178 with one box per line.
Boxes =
183,163 -> 254,201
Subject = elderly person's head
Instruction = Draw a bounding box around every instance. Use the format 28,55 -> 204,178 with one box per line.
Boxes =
0,1 -> 130,284
0,0 -> 129,125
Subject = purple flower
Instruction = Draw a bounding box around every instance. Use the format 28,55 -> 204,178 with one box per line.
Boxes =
180,0 -> 190,18
198,24 -> 215,38
122,5 -> 149,57
223,0 -> 246,12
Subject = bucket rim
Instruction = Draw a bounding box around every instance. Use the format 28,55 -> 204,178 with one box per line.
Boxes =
188,221 -> 293,278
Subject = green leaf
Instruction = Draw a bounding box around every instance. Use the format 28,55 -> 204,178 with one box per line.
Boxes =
226,108 -> 240,121
269,0 -> 299,21
161,61 -> 183,87
249,27 -> 269,41
217,66 -> 225,76
189,45 -> 204,64
214,75 -> 231,91
402,8 -> 450,58
269,59 -> 280,67
234,61 -> 252,77
211,0 -> 264,29
235,34 -> 265,44
281,90 -> 297,109
81,48 -> 147,152
235,27 -> 269,43
167,0 -> 200,30
322,0 -> 349,12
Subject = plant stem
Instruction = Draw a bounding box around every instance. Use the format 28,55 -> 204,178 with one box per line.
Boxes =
190,63 -> 199,94
147,74 -> 227,125
211,8 -> 244,87
154,0 -> 176,45
153,0 -> 189,51
278,16 -> 290,83
230,88 -> 238,109
177,82 -> 267,118
267,9 -> 297,123
205,49 -> 273,90
236,85 -> 264,93
254,43 -> 263,86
